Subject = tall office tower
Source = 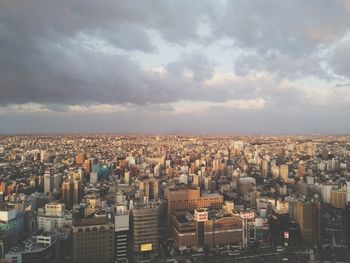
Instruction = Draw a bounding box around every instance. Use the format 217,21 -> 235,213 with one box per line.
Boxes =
261,159 -> 268,178
131,202 -> 159,262
279,164 -> 289,181
330,188 -> 347,209
320,183 -> 333,204
62,180 -> 82,210
114,206 -> 129,263
76,152 -> 86,165
150,179 -> 159,200
322,148 -> 328,160
44,169 -> 53,194
296,199 -> 320,245
213,159 -> 220,172
62,181 -> 74,210
53,173 -> 62,190
84,158 -> 95,173
72,218 -> 115,263
139,181 -> 150,200
74,180 -> 83,205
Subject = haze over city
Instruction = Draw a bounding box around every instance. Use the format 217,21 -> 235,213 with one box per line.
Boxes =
1,1 -> 350,134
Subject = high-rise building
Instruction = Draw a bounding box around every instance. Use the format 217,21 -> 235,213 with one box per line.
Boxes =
279,165 -> 289,181
76,152 -> 87,165
62,180 -> 82,210
72,217 -> 115,263
330,188 -> 347,209
131,202 -> 159,262
43,170 -> 54,194
295,199 -> 320,245
62,181 -> 74,210
114,206 -> 129,263
261,159 -> 268,178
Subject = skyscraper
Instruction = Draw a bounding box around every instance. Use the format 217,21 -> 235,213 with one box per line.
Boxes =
131,202 -> 160,262
62,180 -> 82,210
44,169 -> 53,194
296,199 -> 320,245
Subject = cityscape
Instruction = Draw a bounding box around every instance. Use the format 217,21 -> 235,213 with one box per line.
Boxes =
0,135 -> 349,262
2,1 -> 350,263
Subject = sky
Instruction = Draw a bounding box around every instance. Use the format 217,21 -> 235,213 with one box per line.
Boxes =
1,0 -> 350,134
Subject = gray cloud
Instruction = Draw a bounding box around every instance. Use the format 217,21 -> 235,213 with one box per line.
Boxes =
1,0 -> 350,133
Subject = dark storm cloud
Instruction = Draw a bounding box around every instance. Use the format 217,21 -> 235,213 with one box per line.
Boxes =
0,0 -> 219,106
1,0 -> 350,136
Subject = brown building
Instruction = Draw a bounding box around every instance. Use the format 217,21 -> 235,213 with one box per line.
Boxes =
295,200 -> 320,245
167,187 -> 223,218
171,209 -> 243,250
62,180 -> 82,210
72,217 -> 115,263
131,202 -> 160,262
76,152 -> 87,165
330,188 -> 347,209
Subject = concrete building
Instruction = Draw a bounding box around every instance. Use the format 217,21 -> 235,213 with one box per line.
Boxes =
5,232 -> 67,263
114,205 -> 129,263
44,170 -> 54,194
0,207 -> 23,247
131,202 -> 159,262
62,180 -> 82,210
171,208 -> 243,250
37,203 -> 72,232
72,217 -> 115,263
330,188 -> 347,209
167,187 -> 223,219
295,199 -> 320,245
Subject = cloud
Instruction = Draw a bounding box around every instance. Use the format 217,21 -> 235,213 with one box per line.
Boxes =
165,98 -> 266,115
1,1 -> 350,133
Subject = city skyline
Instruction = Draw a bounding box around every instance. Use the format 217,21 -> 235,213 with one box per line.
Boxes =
1,1 -> 350,134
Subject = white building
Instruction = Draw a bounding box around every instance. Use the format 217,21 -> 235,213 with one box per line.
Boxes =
37,203 -> 72,232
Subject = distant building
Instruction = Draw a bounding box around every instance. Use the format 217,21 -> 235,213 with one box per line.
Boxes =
62,180 -> 82,210
76,152 -> 86,166
43,170 -> 54,194
330,188 -> 347,209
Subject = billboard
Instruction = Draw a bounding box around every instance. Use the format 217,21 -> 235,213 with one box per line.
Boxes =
240,211 -> 255,220
141,243 -> 153,252
194,210 -> 208,222
284,231 -> 289,239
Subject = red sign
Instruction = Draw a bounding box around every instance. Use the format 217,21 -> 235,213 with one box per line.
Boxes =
195,210 -> 208,222
284,231 -> 289,239
240,211 -> 255,220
